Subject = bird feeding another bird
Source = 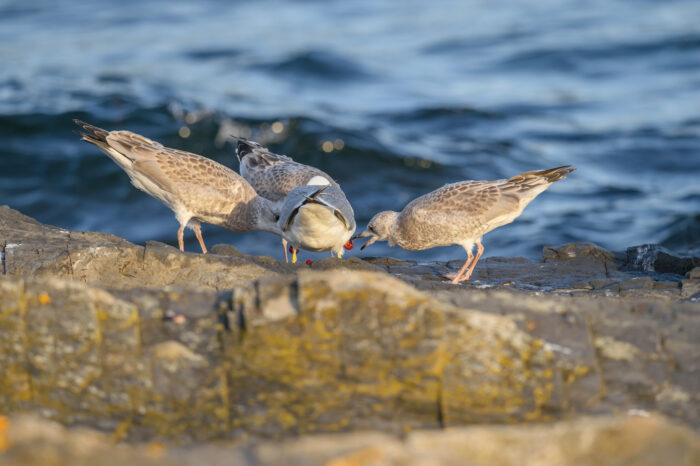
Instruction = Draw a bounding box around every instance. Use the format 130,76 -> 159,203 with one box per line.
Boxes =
236,138 -> 355,263
74,119 -> 574,283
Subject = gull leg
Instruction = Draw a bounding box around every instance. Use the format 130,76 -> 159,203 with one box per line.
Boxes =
177,224 -> 185,252
459,241 -> 484,282
193,223 -> 207,254
282,238 -> 289,263
330,250 -> 335,258
448,249 -> 474,284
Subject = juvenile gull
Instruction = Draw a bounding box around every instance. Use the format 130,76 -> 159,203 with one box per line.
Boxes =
354,166 -> 576,284
74,120 -> 281,253
236,138 -> 355,262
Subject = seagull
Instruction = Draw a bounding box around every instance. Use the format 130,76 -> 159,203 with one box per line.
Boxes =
277,184 -> 356,262
235,138 -> 355,262
354,166 -> 576,284
74,120 -> 282,253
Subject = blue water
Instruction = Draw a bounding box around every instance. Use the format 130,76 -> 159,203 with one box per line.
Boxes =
2,0 -> 699,262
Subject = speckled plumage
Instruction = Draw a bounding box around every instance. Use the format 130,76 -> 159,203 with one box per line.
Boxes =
356,166 -> 576,283
235,139 -> 355,260
74,120 -> 281,253
236,138 -> 339,201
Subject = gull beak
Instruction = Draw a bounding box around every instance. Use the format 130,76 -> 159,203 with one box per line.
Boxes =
352,230 -> 370,240
360,235 -> 378,251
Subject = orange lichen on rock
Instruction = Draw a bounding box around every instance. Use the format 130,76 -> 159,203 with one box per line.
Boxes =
0,415 -> 10,452
38,292 -> 51,305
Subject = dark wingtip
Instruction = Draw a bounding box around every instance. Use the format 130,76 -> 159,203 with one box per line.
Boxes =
310,184 -> 329,197
547,165 -> 576,182
72,119 -> 109,142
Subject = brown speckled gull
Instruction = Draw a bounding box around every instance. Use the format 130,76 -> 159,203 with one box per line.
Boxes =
354,166 -> 576,284
236,138 -> 355,262
74,120 -> 281,253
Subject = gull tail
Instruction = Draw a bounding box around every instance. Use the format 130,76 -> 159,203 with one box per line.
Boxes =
73,119 -> 138,170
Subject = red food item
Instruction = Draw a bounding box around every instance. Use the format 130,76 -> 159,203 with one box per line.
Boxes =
305,259 -> 313,265
344,240 -> 354,250
288,245 -> 294,253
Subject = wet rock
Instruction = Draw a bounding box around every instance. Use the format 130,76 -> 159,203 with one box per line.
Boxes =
387,264 -> 442,276
653,280 -> 680,290
588,278 -> 619,290
306,256 -> 384,272
625,244 -> 699,275
681,278 -> 700,299
619,277 -> 654,290
543,242 -> 616,264
683,268 -> 700,298
362,256 -> 412,266
413,250 -> 622,292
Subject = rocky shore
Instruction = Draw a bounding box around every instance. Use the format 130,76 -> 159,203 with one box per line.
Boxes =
1,205 -> 699,464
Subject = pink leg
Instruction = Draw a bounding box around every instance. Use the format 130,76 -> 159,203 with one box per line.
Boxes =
449,248 -> 474,284
459,241 -> 484,282
330,250 -> 335,258
282,238 -> 289,263
193,223 -> 207,254
177,224 -> 185,252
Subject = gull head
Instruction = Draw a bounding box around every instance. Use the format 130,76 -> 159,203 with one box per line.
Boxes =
353,211 -> 398,250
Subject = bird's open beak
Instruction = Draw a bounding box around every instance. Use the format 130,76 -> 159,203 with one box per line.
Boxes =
352,230 -> 377,250
360,236 -> 377,251
351,231 -> 369,240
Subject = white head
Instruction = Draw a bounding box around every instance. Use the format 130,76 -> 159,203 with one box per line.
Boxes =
353,211 -> 399,250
